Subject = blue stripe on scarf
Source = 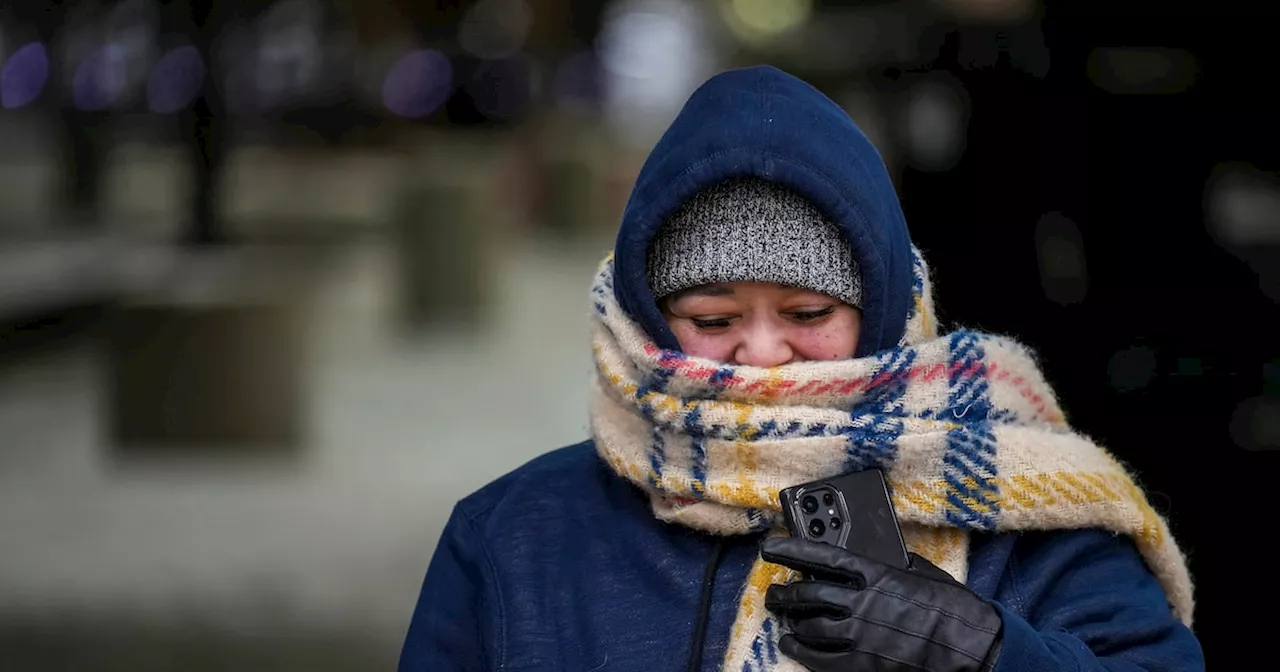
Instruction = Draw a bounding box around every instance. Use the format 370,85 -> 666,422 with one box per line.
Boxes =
762,617 -> 778,664
591,280 -> 609,316
636,364 -> 676,399
685,406 -> 708,494
635,366 -> 679,438
750,636 -> 764,670
739,621 -> 778,672
859,347 -> 916,412
910,254 -> 926,314
843,347 -> 914,472
942,332 -> 1000,529
804,422 -> 828,436
943,427 -> 1000,529
944,429 -> 998,476
648,426 -> 666,492
947,333 -> 996,418
709,367 -> 736,387
646,406 -> 923,444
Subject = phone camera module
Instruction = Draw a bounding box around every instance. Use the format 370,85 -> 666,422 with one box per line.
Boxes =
801,495 -> 819,514
808,518 -> 826,537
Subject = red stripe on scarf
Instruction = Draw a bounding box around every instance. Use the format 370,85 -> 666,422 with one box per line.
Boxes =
641,345 -> 1057,421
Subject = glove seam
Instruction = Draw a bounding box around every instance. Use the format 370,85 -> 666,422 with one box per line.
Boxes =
831,612 -> 994,663
865,585 -> 1001,634
845,644 -> 939,671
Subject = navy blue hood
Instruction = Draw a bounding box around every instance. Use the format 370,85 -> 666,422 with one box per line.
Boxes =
612,65 -> 914,359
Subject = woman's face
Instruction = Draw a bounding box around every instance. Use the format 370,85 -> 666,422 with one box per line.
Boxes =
661,282 -> 861,366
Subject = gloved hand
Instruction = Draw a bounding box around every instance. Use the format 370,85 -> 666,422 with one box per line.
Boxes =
762,537 -> 1003,672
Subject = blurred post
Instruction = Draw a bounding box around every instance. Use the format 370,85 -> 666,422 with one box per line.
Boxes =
11,0 -> 108,229
106,251 -> 316,453
176,0 -> 233,245
391,130 -> 502,332
543,148 -> 596,239
535,114 -> 618,244
393,183 -> 492,330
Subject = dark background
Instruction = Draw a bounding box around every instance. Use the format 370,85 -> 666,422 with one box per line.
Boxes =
901,3 -> 1270,660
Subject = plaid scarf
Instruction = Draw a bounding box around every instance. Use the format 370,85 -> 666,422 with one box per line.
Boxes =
587,249 -> 1193,672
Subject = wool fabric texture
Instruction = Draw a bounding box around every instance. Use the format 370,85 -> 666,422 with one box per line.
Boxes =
588,248 -> 1193,672
646,178 -> 863,307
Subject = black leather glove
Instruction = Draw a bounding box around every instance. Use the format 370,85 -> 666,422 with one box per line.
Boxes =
762,537 -> 1003,672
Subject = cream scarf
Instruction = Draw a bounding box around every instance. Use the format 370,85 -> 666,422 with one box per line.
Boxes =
587,249 -> 1193,671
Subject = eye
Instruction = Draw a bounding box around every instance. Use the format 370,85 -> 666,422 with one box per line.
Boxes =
790,306 -> 835,322
691,317 -> 733,330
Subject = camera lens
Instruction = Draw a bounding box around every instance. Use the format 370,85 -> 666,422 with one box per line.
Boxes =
823,492 -> 834,506
801,495 -> 819,513
829,517 -> 841,530
808,518 -> 826,537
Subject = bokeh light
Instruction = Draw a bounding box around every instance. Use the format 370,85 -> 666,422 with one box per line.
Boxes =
720,0 -> 813,47
1034,212 -> 1088,306
1231,395 -> 1280,451
1204,163 -> 1280,247
381,49 -> 454,119
146,45 -> 206,114
457,0 -> 533,60
467,55 -> 536,120
903,75 -> 970,172
1108,345 -> 1158,392
0,42 -> 50,109
1088,47 -> 1197,95
599,0 -> 719,147
72,43 -> 130,111
553,51 -> 602,113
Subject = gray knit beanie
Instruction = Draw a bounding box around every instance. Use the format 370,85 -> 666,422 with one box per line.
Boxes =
647,177 -> 862,307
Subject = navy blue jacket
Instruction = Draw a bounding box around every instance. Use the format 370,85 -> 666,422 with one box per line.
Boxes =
400,443 -> 1202,671
400,67 -> 1203,671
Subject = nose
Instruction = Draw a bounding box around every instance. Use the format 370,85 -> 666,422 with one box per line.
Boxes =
733,324 -> 794,367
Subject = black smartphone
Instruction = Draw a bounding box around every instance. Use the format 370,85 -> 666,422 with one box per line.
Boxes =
778,468 -> 911,569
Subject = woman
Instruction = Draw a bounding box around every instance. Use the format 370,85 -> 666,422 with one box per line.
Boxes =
399,66 -> 1203,672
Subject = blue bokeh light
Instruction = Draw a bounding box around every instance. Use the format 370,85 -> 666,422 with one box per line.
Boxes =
553,50 -> 602,112
381,49 -> 453,119
467,54 -> 536,120
1,42 -> 50,110
72,44 -> 130,111
147,45 -> 206,114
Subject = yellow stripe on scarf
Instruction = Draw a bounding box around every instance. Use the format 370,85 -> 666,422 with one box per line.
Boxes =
888,472 -> 1164,546
914,292 -> 932,338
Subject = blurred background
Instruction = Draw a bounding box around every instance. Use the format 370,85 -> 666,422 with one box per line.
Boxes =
0,0 -> 1268,668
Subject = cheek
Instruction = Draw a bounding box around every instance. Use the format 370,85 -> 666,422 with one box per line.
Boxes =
669,323 -> 737,361
791,322 -> 859,360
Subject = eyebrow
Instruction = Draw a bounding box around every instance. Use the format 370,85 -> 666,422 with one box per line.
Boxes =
672,284 -> 735,299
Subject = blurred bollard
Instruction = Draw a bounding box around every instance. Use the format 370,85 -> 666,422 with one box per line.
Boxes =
393,129 -> 505,333
106,250 -> 314,454
544,156 -> 596,239
392,183 -> 493,331
533,118 -> 618,244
